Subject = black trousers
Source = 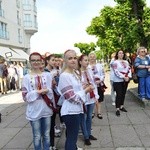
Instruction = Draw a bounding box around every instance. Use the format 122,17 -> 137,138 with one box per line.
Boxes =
50,112 -> 56,146
113,81 -> 128,109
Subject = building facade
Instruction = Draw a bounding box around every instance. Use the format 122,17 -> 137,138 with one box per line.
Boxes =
0,0 -> 38,61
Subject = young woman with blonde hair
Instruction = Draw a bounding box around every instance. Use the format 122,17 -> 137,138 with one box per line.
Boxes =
58,50 -> 93,150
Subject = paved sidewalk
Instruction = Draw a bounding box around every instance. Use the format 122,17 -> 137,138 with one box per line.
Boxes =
1,72 -> 150,150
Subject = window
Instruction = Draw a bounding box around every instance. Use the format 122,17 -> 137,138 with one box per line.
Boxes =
33,0 -> 37,12
0,1 -> 4,17
18,29 -> 22,43
16,0 -> 20,8
23,0 -> 31,10
34,15 -> 37,28
24,14 -> 32,27
0,22 -> 9,39
23,0 -> 30,4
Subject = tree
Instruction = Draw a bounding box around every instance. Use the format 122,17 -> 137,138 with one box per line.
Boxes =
86,0 -> 150,59
74,42 -> 96,55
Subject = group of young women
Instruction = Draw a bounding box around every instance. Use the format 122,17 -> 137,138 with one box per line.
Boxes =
21,48 -> 136,150
22,49 -> 106,150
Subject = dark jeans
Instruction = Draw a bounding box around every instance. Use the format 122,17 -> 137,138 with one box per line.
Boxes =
62,114 -> 81,150
113,81 -> 128,109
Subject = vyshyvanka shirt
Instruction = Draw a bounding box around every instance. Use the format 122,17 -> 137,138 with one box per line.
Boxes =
112,60 -> 132,82
88,63 -> 105,84
22,72 -> 54,121
81,68 -> 99,105
110,58 -> 115,81
58,72 -> 86,116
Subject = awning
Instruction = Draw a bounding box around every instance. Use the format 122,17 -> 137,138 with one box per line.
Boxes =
11,48 -> 29,61
0,47 -> 29,61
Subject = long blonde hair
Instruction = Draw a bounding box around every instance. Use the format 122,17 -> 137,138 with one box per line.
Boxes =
61,49 -> 76,73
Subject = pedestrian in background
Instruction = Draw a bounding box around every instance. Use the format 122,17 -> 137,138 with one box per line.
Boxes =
18,62 -> 24,90
2,61 -> 8,94
0,58 -> 4,94
22,52 -> 54,150
112,50 -> 131,116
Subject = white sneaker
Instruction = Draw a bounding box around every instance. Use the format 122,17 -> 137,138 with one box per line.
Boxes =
112,102 -> 115,106
142,98 -> 147,101
77,147 -> 83,150
55,126 -> 61,134
60,122 -> 66,128
50,146 -> 58,150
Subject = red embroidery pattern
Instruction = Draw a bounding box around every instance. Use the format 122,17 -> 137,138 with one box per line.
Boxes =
92,66 -> 98,75
121,61 -> 127,68
61,85 -> 73,94
64,90 -> 75,99
22,87 -> 27,101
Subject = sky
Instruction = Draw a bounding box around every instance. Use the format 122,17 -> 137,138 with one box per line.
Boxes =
30,0 -> 150,55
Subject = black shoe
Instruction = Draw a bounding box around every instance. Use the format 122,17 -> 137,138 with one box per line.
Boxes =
92,113 -> 95,119
84,139 -> 91,145
97,113 -> 103,119
116,110 -> 120,116
89,135 -> 97,140
120,107 -> 127,112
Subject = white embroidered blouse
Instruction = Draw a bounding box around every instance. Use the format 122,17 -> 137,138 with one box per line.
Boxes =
88,63 -> 105,84
112,60 -> 132,82
81,68 -> 99,105
22,72 -> 54,121
58,72 -> 86,116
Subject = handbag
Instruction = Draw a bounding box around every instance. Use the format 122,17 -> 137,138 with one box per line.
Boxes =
131,65 -> 138,83
132,72 -> 138,83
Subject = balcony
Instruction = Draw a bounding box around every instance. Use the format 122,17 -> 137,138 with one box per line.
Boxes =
0,30 -> 9,40
24,21 -> 38,34
0,9 -> 4,17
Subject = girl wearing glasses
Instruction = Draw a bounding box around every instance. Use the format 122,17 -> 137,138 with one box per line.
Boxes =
22,52 -> 54,150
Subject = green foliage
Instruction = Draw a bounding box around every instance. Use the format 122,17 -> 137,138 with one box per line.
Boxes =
74,42 -> 96,55
86,0 -> 150,60
54,53 -> 63,58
